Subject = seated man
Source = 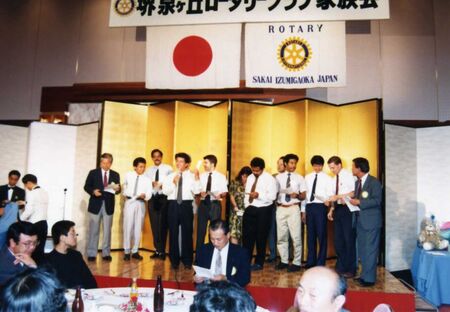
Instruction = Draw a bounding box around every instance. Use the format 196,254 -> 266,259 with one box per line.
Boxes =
194,219 -> 250,287
46,220 -> 97,289
290,266 -> 348,312
0,268 -> 67,312
0,221 -> 38,286
190,280 -> 256,312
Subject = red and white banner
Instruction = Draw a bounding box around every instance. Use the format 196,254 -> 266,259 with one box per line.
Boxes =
146,24 -> 241,90
245,22 -> 346,89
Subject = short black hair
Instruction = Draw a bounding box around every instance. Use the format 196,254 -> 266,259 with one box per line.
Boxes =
51,220 -> 75,245
209,219 -> 230,235
284,154 -> 299,165
327,156 -> 342,165
100,153 -> 113,163
235,166 -> 252,182
22,174 -> 37,185
0,268 -> 67,312
190,281 -> 256,312
133,157 -> 146,167
203,154 -> 218,167
311,155 -> 325,166
250,157 -> 265,169
151,149 -> 163,157
6,222 -> 37,246
353,157 -> 370,173
175,152 -> 192,164
8,170 -> 21,178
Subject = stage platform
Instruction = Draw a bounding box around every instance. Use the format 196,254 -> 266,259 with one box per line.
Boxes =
86,250 -> 420,311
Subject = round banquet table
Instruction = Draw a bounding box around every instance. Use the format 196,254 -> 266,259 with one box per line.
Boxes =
66,287 -> 270,312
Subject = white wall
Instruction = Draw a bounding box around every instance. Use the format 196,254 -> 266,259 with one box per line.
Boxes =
385,124 -> 418,271
0,125 -> 29,186
0,0 -> 449,121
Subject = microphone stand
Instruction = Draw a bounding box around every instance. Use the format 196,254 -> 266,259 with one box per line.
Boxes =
62,188 -> 67,220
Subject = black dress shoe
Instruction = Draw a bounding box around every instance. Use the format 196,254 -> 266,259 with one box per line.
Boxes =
102,256 -> 112,261
251,264 -> 263,271
150,252 -> 160,259
184,264 -> 193,270
266,257 -> 276,264
132,253 -> 143,260
159,253 -> 166,260
287,264 -> 302,272
171,263 -> 179,270
304,264 -> 314,269
123,254 -> 131,261
358,279 -> 375,287
275,262 -> 289,270
87,257 -> 96,262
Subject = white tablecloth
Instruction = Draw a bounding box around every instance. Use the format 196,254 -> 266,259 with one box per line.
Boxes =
66,287 -> 269,312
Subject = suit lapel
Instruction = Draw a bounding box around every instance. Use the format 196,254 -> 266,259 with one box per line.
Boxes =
226,244 -> 234,277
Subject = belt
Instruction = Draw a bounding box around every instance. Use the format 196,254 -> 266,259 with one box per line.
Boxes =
277,203 -> 299,208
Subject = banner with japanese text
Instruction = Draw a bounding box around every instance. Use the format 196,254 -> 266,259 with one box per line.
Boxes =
110,0 -> 389,27
245,22 -> 346,89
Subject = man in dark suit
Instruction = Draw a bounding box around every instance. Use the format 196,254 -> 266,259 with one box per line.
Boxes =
194,219 -> 251,287
84,153 -> 120,262
0,221 -> 38,286
349,157 -> 382,287
0,170 -> 25,210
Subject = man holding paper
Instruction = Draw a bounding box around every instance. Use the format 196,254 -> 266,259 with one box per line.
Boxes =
84,153 -> 121,262
327,156 -> 356,279
274,154 -> 306,272
303,155 -> 333,268
350,157 -> 382,287
122,157 -> 152,261
194,219 -> 250,287
196,155 -> 228,252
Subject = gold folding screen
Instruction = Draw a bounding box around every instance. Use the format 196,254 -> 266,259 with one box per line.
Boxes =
100,99 -> 379,253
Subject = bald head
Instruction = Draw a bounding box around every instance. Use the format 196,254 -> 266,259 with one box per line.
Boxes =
296,267 -> 346,312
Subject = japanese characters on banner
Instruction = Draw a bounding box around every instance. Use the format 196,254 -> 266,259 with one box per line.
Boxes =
146,24 -> 241,89
110,0 -> 389,27
245,22 -> 346,88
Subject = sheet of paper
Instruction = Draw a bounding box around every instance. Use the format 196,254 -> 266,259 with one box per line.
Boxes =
193,265 -> 214,279
104,183 -> 117,194
344,196 -> 360,212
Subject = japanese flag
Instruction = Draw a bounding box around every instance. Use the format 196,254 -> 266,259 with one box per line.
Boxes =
146,24 -> 241,90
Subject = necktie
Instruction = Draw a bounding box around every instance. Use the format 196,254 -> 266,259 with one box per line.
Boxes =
248,175 -> 259,204
285,173 -> 291,202
214,249 -> 222,276
205,172 -> 212,204
355,178 -> 362,198
133,175 -> 139,197
335,174 -> 339,195
103,171 -> 108,187
310,174 -> 317,202
155,169 -> 159,182
177,173 -> 183,204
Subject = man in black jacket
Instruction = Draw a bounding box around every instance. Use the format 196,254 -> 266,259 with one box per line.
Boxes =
0,170 -> 25,211
194,219 -> 251,287
84,153 -> 120,262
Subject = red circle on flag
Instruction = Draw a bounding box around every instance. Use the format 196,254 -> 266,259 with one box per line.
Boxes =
172,36 -> 213,77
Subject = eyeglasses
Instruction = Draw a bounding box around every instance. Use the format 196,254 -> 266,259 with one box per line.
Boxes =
20,240 -> 39,248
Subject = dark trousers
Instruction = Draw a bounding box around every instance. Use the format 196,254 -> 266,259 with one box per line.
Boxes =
243,204 -> 273,266
32,220 -> 48,264
333,204 -> 356,274
306,203 -> 328,266
196,200 -> 221,251
357,222 -> 380,283
148,194 -> 168,254
268,204 -> 277,260
168,200 -> 193,267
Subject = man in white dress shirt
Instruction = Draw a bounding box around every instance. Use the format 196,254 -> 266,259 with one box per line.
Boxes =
327,156 -> 356,278
19,174 -> 48,264
243,157 -> 277,271
145,149 -> 173,260
275,154 -> 306,272
122,157 -> 152,261
196,155 -> 228,252
162,152 -> 201,269
303,155 -> 333,268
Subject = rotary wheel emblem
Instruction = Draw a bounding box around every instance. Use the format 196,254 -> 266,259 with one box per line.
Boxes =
277,37 -> 312,71
114,0 -> 135,16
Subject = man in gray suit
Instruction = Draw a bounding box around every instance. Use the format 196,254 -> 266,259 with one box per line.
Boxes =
349,157 -> 382,287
